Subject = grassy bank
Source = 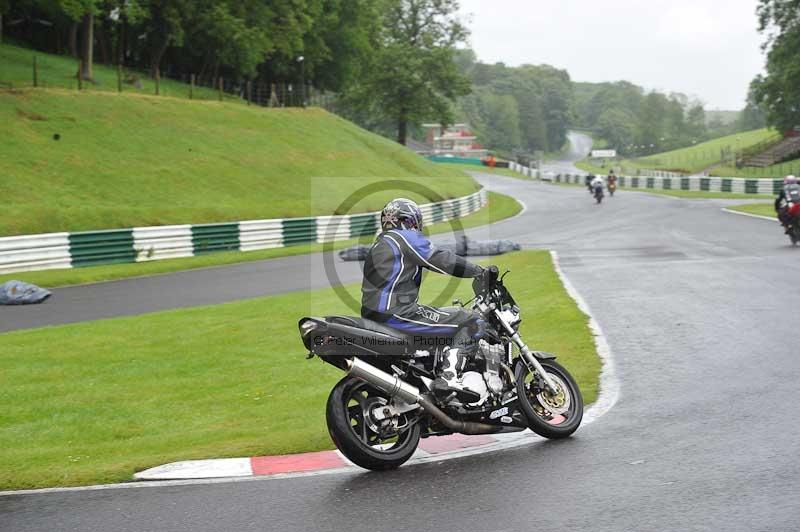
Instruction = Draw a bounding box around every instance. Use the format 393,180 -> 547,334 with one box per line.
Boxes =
1,42 -> 239,101
0,192 -> 522,288
576,129 -> 779,176
0,250 -> 599,490
0,88 -> 474,237
726,204 -> 775,218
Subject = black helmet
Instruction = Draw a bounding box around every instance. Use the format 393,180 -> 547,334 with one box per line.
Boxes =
381,198 -> 424,231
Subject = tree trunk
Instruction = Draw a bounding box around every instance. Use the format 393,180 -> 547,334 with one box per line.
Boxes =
69,21 -> 79,58
150,37 -> 169,79
80,13 -> 93,80
96,22 -> 110,65
117,18 -> 126,65
397,114 -> 408,145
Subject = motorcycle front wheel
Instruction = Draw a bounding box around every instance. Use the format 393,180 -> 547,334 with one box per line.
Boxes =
326,376 -> 421,470
515,359 -> 583,439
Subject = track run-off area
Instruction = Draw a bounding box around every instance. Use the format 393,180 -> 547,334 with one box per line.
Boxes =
2,172 -> 799,532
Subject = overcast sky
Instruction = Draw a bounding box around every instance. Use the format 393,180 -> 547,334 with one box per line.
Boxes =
458,0 -> 765,110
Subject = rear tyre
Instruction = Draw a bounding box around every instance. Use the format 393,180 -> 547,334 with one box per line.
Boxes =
326,376 -> 420,471
515,359 -> 583,439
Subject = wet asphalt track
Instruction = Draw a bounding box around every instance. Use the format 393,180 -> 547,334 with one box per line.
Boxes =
3,173 -> 800,532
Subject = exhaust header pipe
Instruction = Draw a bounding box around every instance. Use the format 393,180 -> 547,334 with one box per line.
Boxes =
345,357 -> 502,436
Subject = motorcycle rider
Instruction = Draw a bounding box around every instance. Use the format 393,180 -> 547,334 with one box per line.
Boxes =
591,174 -> 605,195
775,175 -> 800,233
585,173 -> 594,193
361,198 -> 491,395
607,170 -> 617,189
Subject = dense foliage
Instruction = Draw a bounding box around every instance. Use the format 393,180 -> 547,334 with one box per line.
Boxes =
751,0 -> 800,133
455,52 -> 572,155
1,0 -> 769,152
337,0 -> 470,145
2,0 -> 379,90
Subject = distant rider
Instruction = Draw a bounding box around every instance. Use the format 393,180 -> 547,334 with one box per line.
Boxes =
585,173 -> 594,193
607,170 -> 617,188
775,175 -> 800,233
361,198 -> 491,396
591,174 -> 605,194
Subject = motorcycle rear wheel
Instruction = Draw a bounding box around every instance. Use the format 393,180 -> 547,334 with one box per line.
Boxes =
515,359 -> 583,439
326,376 -> 421,470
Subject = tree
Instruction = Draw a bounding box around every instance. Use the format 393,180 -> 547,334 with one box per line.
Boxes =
753,0 -> 800,132
738,81 -> 767,131
343,0 -> 471,145
0,0 -> 9,44
636,92 -> 668,154
57,0 -> 100,79
303,0 -> 379,91
597,108 -> 636,151
686,103 -> 707,140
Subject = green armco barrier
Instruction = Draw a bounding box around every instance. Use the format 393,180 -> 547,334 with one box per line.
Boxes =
0,189 -> 487,274
349,214 -> 378,238
427,156 -> 484,166
282,218 -> 318,246
192,223 -> 239,254
69,229 -> 136,268
431,204 -> 445,223
681,178 -> 690,190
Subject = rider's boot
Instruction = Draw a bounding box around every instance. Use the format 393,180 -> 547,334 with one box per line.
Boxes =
431,348 -> 479,403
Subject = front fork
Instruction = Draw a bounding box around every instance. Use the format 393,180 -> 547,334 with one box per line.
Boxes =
478,302 -> 561,394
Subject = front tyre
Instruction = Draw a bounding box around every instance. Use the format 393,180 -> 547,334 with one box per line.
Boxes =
326,376 -> 420,471
515,359 -> 583,439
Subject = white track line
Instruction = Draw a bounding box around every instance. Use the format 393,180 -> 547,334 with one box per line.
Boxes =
1,248 -> 618,497
722,208 -> 778,222
549,250 -> 619,422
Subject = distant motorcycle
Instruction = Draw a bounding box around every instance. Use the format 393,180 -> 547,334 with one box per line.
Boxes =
594,184 -> 604,204
608,181 -> 617,197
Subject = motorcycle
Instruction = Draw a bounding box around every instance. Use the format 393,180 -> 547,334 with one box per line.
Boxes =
783,202 -> 800,245
608,180 -> 616,197
298,266 -> 584,470
594,184 -> 604,204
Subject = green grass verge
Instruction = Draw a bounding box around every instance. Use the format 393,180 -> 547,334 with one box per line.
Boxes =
0,192 -> 522,288
0,88 -> 474,237
0,250 -> 599,490
726,204 -> 775,217
574,160 -> 608,175
1,43 -> 240,102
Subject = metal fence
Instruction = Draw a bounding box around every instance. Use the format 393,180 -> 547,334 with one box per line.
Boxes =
11,53 -> 336,110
